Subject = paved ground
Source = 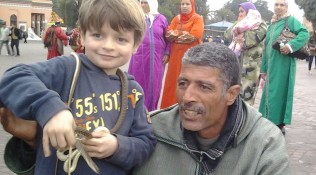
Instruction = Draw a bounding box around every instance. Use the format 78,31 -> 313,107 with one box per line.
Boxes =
0,41 -> 316,174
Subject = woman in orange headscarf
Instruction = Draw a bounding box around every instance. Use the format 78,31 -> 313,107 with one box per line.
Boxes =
160,0 -> 204,108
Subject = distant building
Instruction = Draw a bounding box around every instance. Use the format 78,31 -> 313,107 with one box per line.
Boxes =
0,0 -> 52,37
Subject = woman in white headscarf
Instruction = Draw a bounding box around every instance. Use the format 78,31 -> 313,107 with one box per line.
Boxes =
128,0 -> 170,111
259,0 -> 309,134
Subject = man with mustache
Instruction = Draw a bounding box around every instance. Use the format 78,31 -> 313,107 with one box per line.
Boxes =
133,43 -> 290,174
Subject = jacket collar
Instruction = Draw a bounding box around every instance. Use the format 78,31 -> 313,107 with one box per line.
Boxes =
183,96 -> 245,173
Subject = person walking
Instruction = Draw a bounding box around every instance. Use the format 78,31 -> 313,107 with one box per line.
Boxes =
308,31 -> 316,74
0,22 -> 11,55
69,26 -> 84,53
23,30 -> 28,43
128,0 -> 170,111
9,24 -> 21,56
160,0 -> 204,109
225,2 -> 267,105
259,0 -> 309,134
43,21 -> 69,59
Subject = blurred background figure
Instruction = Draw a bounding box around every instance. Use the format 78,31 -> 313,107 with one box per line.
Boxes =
128,0 -> 170,111
0,21 -> 11,56
213,35 -> 221,43
69,24 -> 84,54
22,30 -> 28,43
208,35 -> 213,42
160,0 -> 204,109
43,21 -> 69,59
225,1 -> 267,105
308,30 -> 316,74
9,24 -> 21,56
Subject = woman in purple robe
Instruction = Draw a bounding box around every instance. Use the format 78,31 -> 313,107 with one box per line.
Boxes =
128,0 -> 170,111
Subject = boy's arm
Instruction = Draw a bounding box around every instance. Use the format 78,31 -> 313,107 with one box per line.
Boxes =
106,83 -> 156,170
0,57 -> 78,154
0,57 -> 74,125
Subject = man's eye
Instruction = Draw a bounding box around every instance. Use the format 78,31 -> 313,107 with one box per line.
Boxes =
178,81 -> 187,87
200,85 -> 211,91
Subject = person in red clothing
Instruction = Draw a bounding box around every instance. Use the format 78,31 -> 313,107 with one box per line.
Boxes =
69,27 -> 85,53
43,21 -> 69,59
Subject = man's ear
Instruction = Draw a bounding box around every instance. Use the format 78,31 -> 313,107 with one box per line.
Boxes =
225,85 -> 240,106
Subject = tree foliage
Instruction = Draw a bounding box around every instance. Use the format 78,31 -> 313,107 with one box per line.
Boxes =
53,0 -> 208,27
52,0 -> 82,29
218,0 -> 273,23
158,0 -> 209,23
295,0 -> 316,29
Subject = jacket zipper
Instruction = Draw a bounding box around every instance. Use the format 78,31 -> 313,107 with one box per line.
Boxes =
157,136 -> 206,175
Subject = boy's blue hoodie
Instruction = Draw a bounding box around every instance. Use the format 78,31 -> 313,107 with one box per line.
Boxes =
0,54 -> 156,174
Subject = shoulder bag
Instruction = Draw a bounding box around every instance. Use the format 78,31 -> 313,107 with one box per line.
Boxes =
272,16 -> 310,60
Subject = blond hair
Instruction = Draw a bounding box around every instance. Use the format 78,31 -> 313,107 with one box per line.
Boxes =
79,0 -> 146,46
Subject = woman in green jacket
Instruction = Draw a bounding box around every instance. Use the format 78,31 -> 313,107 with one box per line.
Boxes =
259,0 -> 309,133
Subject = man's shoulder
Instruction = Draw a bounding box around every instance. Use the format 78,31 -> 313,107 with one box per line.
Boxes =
150,104 -> 178,119
149,105 -> 180,129
243,103 -> 283,138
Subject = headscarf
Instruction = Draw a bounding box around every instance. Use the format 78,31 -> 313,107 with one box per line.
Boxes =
180,0 -> 196,23
141,0 -> 159,28
146,0 -> 158,15
270,0 -> 289,23
239,2 -> 256,14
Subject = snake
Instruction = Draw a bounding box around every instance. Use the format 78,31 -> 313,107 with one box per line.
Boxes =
56,53 -> 129,175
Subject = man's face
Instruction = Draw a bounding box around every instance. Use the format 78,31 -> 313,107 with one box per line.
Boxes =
81,23 -> 138,75
274,0 -> 288,16
176,64 -> 239,139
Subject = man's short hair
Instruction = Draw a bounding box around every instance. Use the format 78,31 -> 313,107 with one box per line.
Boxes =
78,0 -> 146,46
182,43 -> 241,92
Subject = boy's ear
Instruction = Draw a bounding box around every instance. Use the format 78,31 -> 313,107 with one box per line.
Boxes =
225,85 -> 240,106
79,31 -> 85,47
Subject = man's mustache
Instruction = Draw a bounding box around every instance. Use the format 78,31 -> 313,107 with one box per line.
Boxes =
179,102 -> 205,115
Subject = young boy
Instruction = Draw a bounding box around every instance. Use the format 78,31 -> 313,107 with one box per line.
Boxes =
0,0 -> 156,174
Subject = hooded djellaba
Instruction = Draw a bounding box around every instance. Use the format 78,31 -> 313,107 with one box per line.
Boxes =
259,0 -> 309,134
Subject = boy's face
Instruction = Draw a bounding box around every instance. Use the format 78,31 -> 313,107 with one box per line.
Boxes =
81,23 -> 138,75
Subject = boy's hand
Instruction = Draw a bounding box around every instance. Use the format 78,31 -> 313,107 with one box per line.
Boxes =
43,110 -> 76,157
81,128 -> 118,159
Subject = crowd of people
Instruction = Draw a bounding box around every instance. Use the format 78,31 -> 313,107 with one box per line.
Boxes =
0,0 -> 312,174
0,22 -> 28,57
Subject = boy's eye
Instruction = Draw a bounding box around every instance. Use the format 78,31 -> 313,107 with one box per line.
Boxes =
118,37 -> 127,42
92,33 -> 101,38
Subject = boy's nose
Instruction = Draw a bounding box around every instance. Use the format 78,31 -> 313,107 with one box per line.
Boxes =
102,38 -> 115,50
